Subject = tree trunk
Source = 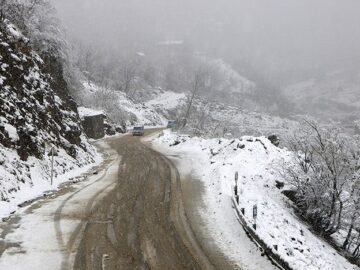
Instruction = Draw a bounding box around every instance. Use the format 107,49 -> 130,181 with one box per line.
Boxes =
343,214 -> 356,250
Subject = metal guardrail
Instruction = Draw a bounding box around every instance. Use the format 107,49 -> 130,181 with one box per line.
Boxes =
231,195 -> 293,270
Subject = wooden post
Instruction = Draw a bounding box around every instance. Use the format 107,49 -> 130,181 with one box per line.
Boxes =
253,204 -> 258,230
234,171 -> 238,198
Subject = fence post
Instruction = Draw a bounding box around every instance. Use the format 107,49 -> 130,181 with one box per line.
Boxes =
253,204 -> 258,230
234,171 -> 238,193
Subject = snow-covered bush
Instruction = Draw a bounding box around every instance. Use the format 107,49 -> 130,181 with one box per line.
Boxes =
283,119 -> 360,262
1,0 -> 67,59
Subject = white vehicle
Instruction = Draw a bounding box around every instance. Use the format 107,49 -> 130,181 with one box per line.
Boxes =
132,125 -> 145,136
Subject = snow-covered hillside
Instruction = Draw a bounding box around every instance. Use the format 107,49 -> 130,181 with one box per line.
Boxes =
78,81 -> 186,126
78,79 -> 296,144
0,20 -> 101,219
284,74 -> 360,125
153,130 -> 359,270
200,58 -> 256,95
183,98 -> 297,144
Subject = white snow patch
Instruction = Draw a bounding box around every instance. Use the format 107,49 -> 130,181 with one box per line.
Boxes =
78,106 -> 105,119
3,123 -> 18,141
10,53 -> 21,62
145,91 -> 186,110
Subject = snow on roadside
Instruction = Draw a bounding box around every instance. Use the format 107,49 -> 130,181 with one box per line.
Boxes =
0,139 -> 103,221
0,140 -> 119,270
152,130 -> 359,270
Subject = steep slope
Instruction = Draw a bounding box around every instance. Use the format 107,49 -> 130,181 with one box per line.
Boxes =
181,97 -> 297,144
154,131 -> 359,270
0,20 -> 99,218
78,81 -> 186,126
284,72 -> 360,125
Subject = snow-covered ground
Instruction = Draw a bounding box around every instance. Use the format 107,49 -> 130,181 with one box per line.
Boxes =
0,139 -> 120,270
152,130 -> 359,270
0,139 -> 102,220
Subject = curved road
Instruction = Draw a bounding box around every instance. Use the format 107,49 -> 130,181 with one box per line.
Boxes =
74,130 -> 218,270
0,130 -> 248,270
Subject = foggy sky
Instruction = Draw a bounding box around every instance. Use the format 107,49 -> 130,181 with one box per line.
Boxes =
53,0 -> 360,85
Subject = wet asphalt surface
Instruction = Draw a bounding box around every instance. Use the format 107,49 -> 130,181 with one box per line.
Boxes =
73,130 -> 217,270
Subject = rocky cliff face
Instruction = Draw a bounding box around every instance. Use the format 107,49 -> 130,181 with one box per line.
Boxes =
0,19 -> 98,211
0,19 -> 84,161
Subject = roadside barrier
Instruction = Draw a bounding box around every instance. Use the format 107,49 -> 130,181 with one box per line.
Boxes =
232,172 -> 293,270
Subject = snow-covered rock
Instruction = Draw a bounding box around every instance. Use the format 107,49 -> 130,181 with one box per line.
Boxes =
0,20 -> 101,219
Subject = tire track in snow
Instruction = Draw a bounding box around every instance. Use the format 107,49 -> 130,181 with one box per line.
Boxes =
54,155 -> 120,270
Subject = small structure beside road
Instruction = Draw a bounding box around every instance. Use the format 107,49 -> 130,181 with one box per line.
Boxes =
78,107 -> 106,139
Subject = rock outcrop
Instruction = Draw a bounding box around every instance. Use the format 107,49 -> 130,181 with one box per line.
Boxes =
0,19 -> 98,208
0,19 -> 85,160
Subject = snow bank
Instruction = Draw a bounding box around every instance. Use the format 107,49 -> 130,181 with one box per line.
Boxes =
153,130 -> 359,270
0,139 -> 102,220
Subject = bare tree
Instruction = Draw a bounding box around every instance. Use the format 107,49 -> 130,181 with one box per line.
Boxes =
121,62 -> 137,95
284,119 -> 359,236
182,68 -> 207,128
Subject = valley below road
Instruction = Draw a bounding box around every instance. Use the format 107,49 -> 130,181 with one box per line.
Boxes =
0,129 -> 274,270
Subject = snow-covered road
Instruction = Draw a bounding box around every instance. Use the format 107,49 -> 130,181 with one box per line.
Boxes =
0,140 -> 121,270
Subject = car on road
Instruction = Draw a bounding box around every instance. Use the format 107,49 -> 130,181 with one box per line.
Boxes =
167,120 -> 177,129
132,125 -> 145,136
